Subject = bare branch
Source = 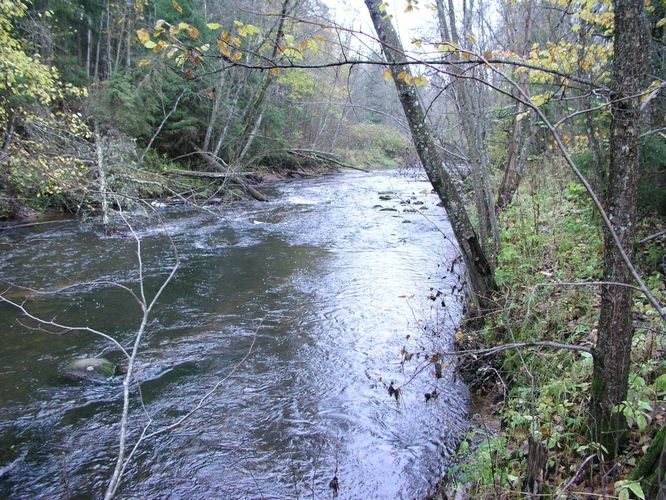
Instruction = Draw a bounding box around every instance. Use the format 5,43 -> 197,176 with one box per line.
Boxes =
0,294 -> 130,358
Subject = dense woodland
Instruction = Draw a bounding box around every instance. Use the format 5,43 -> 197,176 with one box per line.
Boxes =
0,0 -> 665,497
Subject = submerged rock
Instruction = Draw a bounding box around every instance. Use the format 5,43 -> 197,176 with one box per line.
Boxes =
62,358 -> 116,382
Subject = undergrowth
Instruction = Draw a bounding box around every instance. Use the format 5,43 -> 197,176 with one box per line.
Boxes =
448,161 -> 665,498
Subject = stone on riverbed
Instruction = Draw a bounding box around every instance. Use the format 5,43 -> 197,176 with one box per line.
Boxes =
62,358 -> 116,382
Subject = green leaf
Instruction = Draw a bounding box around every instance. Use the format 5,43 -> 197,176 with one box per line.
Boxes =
206,23 -> 222,30
628,481 -> 646,499
636,414 -> 648,431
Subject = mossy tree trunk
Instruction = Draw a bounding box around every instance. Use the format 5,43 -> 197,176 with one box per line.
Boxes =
364,0 -> 496,312
591,0 -> 647,457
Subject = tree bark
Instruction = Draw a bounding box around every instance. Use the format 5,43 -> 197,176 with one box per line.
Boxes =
364,0 -> 496,312
591,0 -> 647,457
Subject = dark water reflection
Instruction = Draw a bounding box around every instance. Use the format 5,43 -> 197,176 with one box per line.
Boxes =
0,170 -> 468,499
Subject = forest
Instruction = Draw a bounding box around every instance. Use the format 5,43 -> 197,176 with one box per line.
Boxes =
0,0 -> 664,497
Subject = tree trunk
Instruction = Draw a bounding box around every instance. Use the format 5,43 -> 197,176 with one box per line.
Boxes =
94,122 -> 109,229
364,0 -> 496,312
497,0 -> 533,211
86,24 -> 92,78
591,0 -> 647,457
435,0 -> 498,259
105,0 -> 112,78
585,110 -> 606,200
231,0 -> 290,163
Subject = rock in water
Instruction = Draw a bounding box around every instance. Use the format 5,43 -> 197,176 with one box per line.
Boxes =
63,358 -> 115,382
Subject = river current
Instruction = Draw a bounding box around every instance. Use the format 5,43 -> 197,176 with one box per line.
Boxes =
0,170 -> 468,499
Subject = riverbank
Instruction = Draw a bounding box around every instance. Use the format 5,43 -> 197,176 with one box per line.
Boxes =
436,163 -> 665,498
0,153 -> 346,224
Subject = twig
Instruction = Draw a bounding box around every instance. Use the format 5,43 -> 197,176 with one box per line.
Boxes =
556,454 -> 597,499
0,294 -> 130,359
104,203 -> 179,500
0,219 -> 73,231
639,229 -> 666,245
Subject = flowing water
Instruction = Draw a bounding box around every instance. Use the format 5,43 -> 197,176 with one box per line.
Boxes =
0,170 -> 468,499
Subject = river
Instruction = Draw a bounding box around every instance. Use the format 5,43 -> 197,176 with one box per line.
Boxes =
0,170 -> 468,499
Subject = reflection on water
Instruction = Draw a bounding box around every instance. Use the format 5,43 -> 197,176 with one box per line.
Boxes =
0,170 -> 468,499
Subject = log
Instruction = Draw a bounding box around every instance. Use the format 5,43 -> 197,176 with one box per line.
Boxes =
165,169 -> 246,180
288,148 -> 370,172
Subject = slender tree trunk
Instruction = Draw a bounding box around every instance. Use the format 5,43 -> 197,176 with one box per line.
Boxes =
213,78 -> 244,159
365,0 -> 496,312
435,0 -> 498,259
94,12 -> 103,81
591,0 -> 647,457
232,0 -> 290,163
125,1 -> 132,70
105,0 -> 112,78
497,1 -> 533,211
86,24 -> 92,78
94,122 -> 109,229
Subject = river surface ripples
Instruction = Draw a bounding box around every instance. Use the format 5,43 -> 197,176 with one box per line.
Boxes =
0,170 -> 468,499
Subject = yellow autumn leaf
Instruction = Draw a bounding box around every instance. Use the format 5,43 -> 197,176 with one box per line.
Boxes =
413,75 -> 428,86
412,39 -> 422,48
172,0 -> 183,14
153,40 -> 167,53
232,51 -> 242,61
397,71 -> 414,85
532,93 -> 549,106
437,42 -> 457,52
144,40 -> 157,49
657,17 -> 666,28
516,111 -> 530,121
207,23 -> 222,30
270,67 -> 281,77
383,68 -> 393,81
217,39 -> 231,57
186,24 -> 199,39
136,28 -> 150,44
306,39 -> 318,52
